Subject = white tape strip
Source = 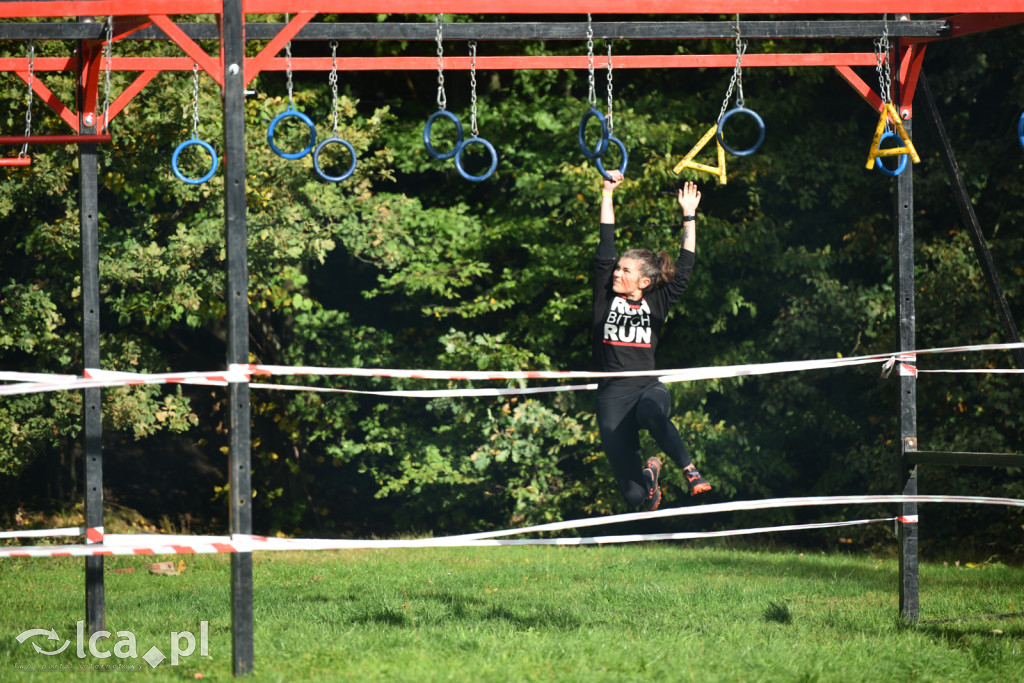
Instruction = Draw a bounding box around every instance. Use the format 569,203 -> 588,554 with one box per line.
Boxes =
251,382 -> 598,398
445,494 -> 1024,541
1,342 -> 1020,400
0,369 -> 248,397
1,518 -> 893,557
0,371 -> 77,383
242,342 -> 1023,381
920,369 -> 1024,374
3,494 -> 1021,558
0,526 -> 82,539
85,368 -> 229,387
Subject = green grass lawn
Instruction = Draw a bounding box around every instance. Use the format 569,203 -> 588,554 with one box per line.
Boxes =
1,545 -> 1022,681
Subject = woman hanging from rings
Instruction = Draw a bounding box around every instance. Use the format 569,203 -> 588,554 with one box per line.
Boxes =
592,170 -> 712,511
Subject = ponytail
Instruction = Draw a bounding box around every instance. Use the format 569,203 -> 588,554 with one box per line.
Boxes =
622,248 -> 675,292
655,250 -> 676,288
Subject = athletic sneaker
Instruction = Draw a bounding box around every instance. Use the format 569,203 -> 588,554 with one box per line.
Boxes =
643,457 -> 663,511
683,464 -> 712,496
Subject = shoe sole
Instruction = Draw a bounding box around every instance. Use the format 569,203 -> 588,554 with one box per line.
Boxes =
643,459 -> 662,511
690,481 -> 712,496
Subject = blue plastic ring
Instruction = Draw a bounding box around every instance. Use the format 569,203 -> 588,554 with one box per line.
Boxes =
716,107 -> 766,157
171,138 -> 218,184
454,136 -> 498,182
424,109 -> 465,160
313,137 -> 357,182
1017,111 -> 1024,151
874,130 -> 909,177
595,135 -> 629,181
267,108 -> 317,160
578,107 -> 610,160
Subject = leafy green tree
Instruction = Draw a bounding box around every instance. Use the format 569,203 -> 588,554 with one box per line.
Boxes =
1,20 -> 1021,555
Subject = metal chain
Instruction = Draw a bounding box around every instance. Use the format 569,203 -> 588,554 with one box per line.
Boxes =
19,42 -> 34,158
718,15 -> 747,122
284,12 -> 294,108
586,14 -> 596,107
329,40 -> 339,136
191,61 -> 200,139
605,40 -> 614,135
468,40 -> 478,136
435,14 -> 446,109
102,15 -> 113,133
874,14 -> 892,107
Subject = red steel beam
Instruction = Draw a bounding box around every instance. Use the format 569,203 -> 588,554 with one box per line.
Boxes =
948,11 -> 1024,36
281,53 -> 880,70
0,51 -> 878,133
0,134 -> 112,144
0,52 -> 879,73
4,2 -> 1024,19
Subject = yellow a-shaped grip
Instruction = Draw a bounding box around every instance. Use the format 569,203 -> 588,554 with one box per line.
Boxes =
865,102 -> 921,170
674,124 -> 728,185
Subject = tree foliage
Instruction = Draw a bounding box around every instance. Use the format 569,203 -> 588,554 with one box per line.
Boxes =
1,19 -> 1022,555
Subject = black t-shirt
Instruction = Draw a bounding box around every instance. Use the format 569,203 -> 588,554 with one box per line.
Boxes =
591,222 -> 695,388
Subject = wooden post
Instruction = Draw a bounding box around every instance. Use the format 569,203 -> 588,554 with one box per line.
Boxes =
220,0 -> 254,675
79,27 -> 105,637
894,38 -> 919,622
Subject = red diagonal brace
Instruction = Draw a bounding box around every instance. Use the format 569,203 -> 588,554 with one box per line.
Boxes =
835,65 -> 885,112
897,41 -> 927,119
244,11 -> 315,87
80,40 -> 105,131
149,14 -> 223,87
112,17 -> 157,42
835,41 -> 927,120
15,71 -> 79,132
106,71 -> 161,124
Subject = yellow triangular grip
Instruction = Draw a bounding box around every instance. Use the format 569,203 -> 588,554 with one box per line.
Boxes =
865,102 -> 921,170
674,124 -> 728,185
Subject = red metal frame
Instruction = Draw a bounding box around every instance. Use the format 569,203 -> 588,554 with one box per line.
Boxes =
1,5 -> 1022,134
0,135 -> 112,144
3,2 -> 1024,17
833,41 -> 929,117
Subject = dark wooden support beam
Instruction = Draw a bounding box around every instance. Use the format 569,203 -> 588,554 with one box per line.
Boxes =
78,31 -> 105,637
918,70 -> 1024,371
221,0 -> 255,675
895,38 -> 919,623
908,451 -> 1024,468
0,19 -> 951,42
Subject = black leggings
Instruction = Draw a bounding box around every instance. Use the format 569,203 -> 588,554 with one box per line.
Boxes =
596,381 -> 693,508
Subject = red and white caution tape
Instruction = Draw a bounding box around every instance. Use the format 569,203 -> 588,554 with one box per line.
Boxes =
250,381 -> 597,398
881,353 -> 918,378
919,368 -> 1024,374
0,371 -> 77,383
239,342 -> 1023,384
2,494 -> 1020,558
0,369 -> 247,397
0,341 -> 1020,400
0,519 -> 893,556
